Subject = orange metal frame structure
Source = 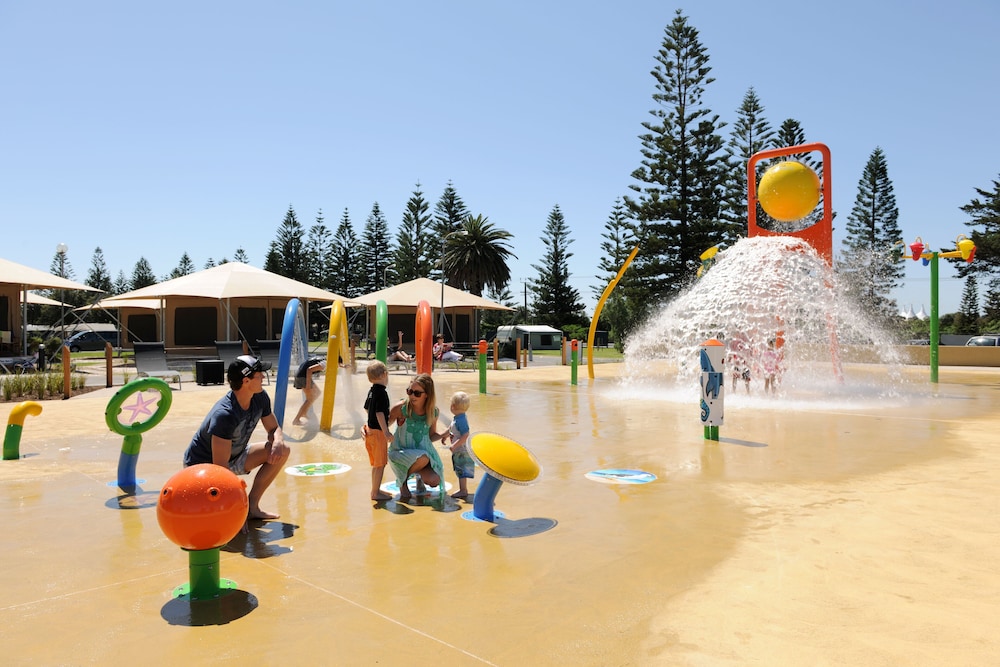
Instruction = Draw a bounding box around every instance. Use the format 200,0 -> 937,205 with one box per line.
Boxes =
747,142 -> 833,264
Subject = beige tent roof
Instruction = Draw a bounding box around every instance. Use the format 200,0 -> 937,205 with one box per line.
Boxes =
350,277 -> 513,310
75,296 -> 163,311
109,262 -> 352,302
25,292 -> 70,307
0,257 -> 101,292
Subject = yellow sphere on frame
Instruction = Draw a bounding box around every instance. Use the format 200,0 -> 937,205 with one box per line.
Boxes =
757,160 -> 821,222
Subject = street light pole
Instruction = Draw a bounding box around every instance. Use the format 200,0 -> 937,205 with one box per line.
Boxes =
439,230 -> 468,336
383,263 -> 395,289
56,243 -> 68,344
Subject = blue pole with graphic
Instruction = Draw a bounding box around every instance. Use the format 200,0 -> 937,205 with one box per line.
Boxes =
699,339 -> 725,441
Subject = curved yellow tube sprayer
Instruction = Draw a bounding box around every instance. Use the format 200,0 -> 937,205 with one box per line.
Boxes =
587,246 -> 639,379
320,300 -> 350,431
9,400 -> 42,426
4,401 -> 43,460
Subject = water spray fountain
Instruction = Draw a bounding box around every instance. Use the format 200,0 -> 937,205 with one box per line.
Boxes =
619,143 -> 915,404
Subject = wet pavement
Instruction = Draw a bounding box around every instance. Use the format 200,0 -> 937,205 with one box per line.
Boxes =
1,362 -> 998,665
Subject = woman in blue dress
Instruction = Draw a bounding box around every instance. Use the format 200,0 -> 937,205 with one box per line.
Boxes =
387,373 -> 446,500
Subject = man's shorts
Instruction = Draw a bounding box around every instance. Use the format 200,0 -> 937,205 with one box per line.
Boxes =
228,446 -> 251,475
365,429 -> 388,467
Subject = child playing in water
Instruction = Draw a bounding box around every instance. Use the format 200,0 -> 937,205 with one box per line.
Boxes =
292,357 -> 325,426
761,339 -> 784,395
363,361 -> 393,500
728,332 -> 751,393
444,391 -> 474,499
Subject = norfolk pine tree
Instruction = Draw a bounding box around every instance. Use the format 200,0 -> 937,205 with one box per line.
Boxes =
265,205 -> 308,282
530,205 -> 586,329
955,275 -> 980,335
433,181 -> 470,252
304,211 -> 335,291
130,257 -> 157,290
955,175 -> 1000,280
169,252 -> 196,279
359,202 -> 393,293
86,247 -> 114,293
592,198 -> 636,349
839,147 -> 903,319
395,183 -> 436,282
981,276 -> 1000,331
433,181 -> 470,236
332,209 -> 363,298
85,248 -> 114,322
624,10 -> 730,310
722,87 -> 774,236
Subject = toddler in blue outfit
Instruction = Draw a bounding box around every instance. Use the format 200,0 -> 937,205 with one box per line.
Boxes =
445,391 -> 473,498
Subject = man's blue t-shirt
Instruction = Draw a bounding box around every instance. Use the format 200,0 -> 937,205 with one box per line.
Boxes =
184,391 -> 272,467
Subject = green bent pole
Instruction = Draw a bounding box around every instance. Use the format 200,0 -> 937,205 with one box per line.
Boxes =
930,253 -> 939,384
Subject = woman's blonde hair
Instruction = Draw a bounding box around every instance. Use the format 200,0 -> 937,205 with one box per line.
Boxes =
407,373 -> 437,426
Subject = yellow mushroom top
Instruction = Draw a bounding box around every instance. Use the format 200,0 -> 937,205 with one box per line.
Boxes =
468,432 -> 542,485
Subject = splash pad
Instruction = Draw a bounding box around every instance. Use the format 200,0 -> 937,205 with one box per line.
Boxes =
623,236 -> 912,404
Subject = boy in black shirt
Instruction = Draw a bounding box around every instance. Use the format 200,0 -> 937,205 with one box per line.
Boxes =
364,361 -> 393,500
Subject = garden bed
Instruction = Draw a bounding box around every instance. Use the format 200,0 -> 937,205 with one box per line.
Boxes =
0,372 -> 92,402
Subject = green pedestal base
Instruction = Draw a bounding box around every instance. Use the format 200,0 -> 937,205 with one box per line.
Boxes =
172,547 -> 238,600
172,578 -> 238,600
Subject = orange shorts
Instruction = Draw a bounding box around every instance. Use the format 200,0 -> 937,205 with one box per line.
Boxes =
365,429 -> 388,467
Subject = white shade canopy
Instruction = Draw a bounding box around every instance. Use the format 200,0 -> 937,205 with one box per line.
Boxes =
75,297 -> 163,311
0,257 -> 101,292
109,262 -> 352,302
346,277 -> 512,310
25,292 -> 70,307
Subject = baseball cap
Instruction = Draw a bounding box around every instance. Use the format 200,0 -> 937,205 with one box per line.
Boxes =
227,355 -> 272,383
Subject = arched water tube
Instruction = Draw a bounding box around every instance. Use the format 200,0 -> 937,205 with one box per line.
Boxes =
375,300 -> 388,363
273,298 -> 309,427
320,300 -> 350,432
4,401 -> 42,461
588,246 -> 639,379
415,299 -> 433,374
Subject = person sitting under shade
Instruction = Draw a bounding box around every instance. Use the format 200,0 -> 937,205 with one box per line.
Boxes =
433,334 -> 462,363
388,330 -> 413,363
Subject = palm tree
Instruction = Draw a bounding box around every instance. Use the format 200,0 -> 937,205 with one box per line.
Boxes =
445,214 -> 516,296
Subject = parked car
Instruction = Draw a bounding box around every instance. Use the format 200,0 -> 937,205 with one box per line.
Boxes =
65,330 -> 120,352
965,335 -> 1000,347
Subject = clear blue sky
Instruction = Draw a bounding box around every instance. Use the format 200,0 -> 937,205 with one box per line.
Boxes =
2,1 -> 997,316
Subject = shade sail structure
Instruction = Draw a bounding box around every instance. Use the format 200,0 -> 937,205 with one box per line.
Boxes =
1,257 -> 102,353
348,277 -> 512,310
75,297 -> 165,311
109,262 -> 352,302
26,292 -> 70,307
0,257 -> 102,292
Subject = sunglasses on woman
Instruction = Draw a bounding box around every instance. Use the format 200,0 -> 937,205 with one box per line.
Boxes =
406,388 -> 425,397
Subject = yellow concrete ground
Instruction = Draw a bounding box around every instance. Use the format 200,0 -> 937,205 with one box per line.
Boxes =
1,362 -> 998,666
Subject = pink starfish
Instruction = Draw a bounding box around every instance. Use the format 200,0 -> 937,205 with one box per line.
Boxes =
120,391 -> 159,424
